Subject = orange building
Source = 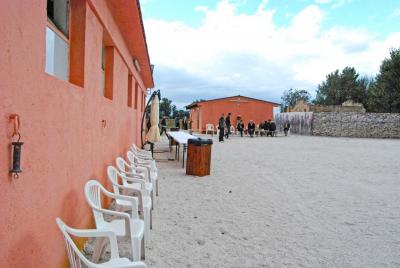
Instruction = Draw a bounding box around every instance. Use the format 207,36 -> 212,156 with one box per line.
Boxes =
0,0 -> 153,267
186,95 -> 280,133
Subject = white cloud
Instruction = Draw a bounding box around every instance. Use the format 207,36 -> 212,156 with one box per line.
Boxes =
144,1 -> 400,106
315,0 -> 332,4
314,0 -> 352,8
392,8 -> 400,17
257,0 -> 269,12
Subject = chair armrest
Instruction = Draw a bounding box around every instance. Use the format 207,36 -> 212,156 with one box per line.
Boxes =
134,164 -> 151,180
122,170 -> 146,180
121,174 -> 146,189
112,183 -> 144,213
135,156 -> 153,164
136,152 -> 153,159
100,189 -> 139,213
92,207 -> 132,237
106,262 -> 147,268
134,166 -> 149,180
69,228 -> 121,259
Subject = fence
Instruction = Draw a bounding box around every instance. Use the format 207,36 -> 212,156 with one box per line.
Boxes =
275,112 -> 313,135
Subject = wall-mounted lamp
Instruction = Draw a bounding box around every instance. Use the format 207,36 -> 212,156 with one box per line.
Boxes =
9,114 -> 23,178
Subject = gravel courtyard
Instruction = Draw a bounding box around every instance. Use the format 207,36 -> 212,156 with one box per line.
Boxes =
146,135 -> 400,268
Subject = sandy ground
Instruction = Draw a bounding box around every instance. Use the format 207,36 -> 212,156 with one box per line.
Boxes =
87,134 -> 400,267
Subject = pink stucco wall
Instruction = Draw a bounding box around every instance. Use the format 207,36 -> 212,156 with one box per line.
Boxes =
0,1 -> 150,267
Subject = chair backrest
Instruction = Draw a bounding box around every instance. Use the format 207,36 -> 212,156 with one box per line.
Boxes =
107,166 -> 122,196
131,144 -> 142,154
127,150 -> 157,172
56,218 -> 94,268
84,180 -> 106,227
127,150 -> 137,164
116,156 -> 130,173
206,124 -> 214,131
116,157 -> 139,186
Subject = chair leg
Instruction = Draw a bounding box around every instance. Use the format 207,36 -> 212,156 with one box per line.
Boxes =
150,208 -> 153,229
156,179 -> 159,196
151,190 -> 155,210
132,237 -> 141,261
92,237 -> 106,263
141,236 -> 146,260
145,208 -> 150,245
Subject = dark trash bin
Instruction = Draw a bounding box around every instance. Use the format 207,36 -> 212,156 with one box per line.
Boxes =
186,138 -> 213,176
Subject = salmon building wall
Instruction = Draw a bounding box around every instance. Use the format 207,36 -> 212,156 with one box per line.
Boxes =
0,0 -> 153,267
188,96 -> 279,133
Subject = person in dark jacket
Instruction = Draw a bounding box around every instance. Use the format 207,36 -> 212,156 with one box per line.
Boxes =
237,119 -> 244,137
283,121 -> 291,136
218,113 -> 226,142
175,117 -> 180,129
270,120 -> 277,136
266,119 -> 275,136
248,120 -> 256,137
225,113 -> 231,139
160,117 -> 167,135
264,120 -> 271,132
259,121 -> 265,136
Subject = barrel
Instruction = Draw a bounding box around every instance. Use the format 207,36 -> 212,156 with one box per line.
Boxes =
186,138 -> 213,176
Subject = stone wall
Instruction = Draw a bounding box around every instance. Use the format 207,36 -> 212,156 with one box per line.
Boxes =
312,113 -> 400,138
275,112 -> 400,138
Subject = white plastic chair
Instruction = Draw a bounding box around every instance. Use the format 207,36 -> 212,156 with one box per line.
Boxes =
116,157 -> 154,201
131,144 -> 152,159
205,124 -> 215,136
230,125 -> 235,136
84,180 -> 145,262
56,218 -> 147,268
107,166 -> 152,246
127,150 -> 158,197
130,145 -> 158,171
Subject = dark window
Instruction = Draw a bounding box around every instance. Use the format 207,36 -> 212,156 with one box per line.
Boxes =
47,0 -> 70,38
46,0 -> 70,81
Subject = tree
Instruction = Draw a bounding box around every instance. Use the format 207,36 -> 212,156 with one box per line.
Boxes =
314,67 -> 367,106
281,88 -> 311,112
159,98 -> 173,117
366,48 -> 400,113
172,109 -> 189,118
171,105 -> 177,118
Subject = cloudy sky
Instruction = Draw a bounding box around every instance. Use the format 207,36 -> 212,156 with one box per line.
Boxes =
140,0 -> 400,108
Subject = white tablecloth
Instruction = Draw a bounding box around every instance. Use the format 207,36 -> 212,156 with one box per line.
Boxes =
167,131 -> 198,144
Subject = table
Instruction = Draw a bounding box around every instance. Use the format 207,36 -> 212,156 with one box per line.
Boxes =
166,131 -> 198,168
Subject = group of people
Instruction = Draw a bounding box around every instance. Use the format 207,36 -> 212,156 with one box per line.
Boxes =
240,119 -> 277,138
159,116 -> 189,136
217,113 -> 284,142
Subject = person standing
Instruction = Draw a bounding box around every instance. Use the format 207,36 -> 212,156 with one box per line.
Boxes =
259,121 -> 265,136
160,117 -> 167,135
183,116 -> 188,130
270,120 -> 277,136
237,119 -> 244,137
248,120 -> 256,137
175,117 -> 180,129
218,113 -> 226,142
283,121 -> 291,136
264,120 -> 271,136
225,113 -> 231,139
